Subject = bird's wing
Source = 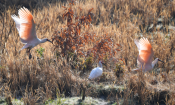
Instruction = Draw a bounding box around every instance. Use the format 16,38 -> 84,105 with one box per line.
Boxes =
134,37 -> 153,64
11,15 -> 21,32
88,68 -> 96,79
89,67 -> 102,79
11,7 -> 37,43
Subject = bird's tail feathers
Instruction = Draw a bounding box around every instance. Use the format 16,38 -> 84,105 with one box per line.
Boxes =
88,77 -> 91,80
131,68 -> 141,73
20,44 -> 31,51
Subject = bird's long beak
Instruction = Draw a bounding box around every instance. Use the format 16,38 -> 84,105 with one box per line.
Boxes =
102,62 -> 106,66
158,59 -> 164,63
47,39 -> 53,44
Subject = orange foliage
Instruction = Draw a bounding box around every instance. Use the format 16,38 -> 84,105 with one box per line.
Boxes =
52,2 -> 93,57
87,34 -> 120,60
52,1 -> 120,60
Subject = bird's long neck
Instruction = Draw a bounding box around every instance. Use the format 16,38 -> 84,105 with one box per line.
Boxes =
98,62 -> 103,68
99,64 -> 102,68
152,58 -> 159,68
40,38 -> 47,43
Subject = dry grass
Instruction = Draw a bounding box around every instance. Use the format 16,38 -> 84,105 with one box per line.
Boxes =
0,0 -> 175,104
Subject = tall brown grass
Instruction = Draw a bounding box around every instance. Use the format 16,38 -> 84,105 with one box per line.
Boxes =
0,0 -> 175,104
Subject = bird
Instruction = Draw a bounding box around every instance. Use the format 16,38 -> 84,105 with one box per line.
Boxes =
88,61 -> 105,80
132,37 -> 164,72
11,7 -> 52,59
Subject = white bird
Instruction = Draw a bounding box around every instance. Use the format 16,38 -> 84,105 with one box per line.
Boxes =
133,37 -> 164,72
11,7 -> 52,59
88,61 -> 105,80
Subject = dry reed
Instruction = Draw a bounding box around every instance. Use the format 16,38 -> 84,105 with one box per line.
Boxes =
0,0 -> 175,104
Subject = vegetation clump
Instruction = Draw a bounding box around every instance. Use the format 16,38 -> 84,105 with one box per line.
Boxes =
0,0 -> 175,104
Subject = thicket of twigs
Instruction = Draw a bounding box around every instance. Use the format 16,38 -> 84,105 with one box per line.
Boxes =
0,0 -> 175,104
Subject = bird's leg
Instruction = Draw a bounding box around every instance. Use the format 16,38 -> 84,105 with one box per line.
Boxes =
26,48 -> 30,53
26,48 -> 32,59
29,53 -> 32,59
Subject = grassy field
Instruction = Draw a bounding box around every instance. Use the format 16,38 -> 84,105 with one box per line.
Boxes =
0,0 -> 175,104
